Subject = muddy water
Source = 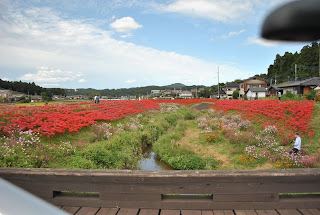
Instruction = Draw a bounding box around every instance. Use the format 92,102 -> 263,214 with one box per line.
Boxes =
138,145 -> 174,170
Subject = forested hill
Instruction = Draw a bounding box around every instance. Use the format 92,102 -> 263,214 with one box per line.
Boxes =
0,79 -> 65,96
266,42 -> 320,84
0,79 -> 204,97
65,83 -> 206,97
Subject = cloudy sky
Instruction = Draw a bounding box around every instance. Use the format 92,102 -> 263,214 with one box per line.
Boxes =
0,0 -> 310,89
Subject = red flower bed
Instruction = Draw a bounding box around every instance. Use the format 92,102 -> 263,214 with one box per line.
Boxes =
210,100 -> 314,136
0,100 -> 160,136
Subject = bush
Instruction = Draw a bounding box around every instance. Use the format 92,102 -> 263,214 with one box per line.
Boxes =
204,132 -> 219,143
307,90 -> 316,100
232,91 -> 239,99
183,110 -> 196,120
68,155 -> 96,169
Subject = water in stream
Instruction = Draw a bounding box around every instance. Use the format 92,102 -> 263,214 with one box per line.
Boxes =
138,145 -> 174,170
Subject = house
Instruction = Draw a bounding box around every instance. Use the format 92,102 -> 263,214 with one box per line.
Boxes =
221,83 -> 239,99
31,96 -> 43,103
171,89 -> 182,96
0,90 -> 11,99
11,94 -> 25,101
276,77 -> 320,95
151,90 -> 161,96
267,86 -> 283,97
162,89 -> 172,96
245,88 -> 267,100
212,90 -> 227,99
239,76 -> 267,97
179,91 -> 193,99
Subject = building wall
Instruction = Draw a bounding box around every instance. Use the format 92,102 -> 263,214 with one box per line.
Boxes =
246,91 -> 266,100
283,87 -> 296,94
303,87 -> 310,95
225,87 -> 239,98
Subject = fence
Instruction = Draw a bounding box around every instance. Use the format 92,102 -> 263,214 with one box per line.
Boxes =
0,168 -> 320,209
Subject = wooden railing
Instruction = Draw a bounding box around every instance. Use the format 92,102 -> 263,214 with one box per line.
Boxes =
0,168 -> 320,210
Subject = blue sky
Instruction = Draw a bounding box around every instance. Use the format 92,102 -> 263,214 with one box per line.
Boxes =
0,0 -> 311,89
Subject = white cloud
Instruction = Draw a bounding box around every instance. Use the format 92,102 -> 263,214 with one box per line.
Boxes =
110,17 -> 142,32
245,37 -> 279,47
125,80 -> 136,83
222,29 -> 246,39
79,79 -> 86,83
0,2 -> 249,88
20,67 -> 83,83
158,0 -> 254,23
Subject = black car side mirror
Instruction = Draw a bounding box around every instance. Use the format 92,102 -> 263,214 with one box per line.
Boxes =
261,0 -> 320,41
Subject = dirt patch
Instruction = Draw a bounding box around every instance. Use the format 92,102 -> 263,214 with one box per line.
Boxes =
191,102 -> 213,111
176,127 -> 233,168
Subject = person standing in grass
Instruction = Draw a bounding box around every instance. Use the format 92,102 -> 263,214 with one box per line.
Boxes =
289,132 -> 301,154
94,95 -> 100,104
278,91 -> 281,100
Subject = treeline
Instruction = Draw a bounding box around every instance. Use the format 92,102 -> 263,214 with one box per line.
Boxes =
0,79 -> 65,96
266,42 -> 320,84
66,83 -> 207,97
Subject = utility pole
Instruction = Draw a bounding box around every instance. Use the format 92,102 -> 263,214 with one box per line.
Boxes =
196,87 -> 197,98
295,64 -> 297,81
218,66 -> 220,99
275,74 -> 277,85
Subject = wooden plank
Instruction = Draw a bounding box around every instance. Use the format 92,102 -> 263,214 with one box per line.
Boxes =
3,175 -> 320,195
255,210 -> 279,215
298,209 -> 313,215
307,209 -> 320,215
234,210 -> 257,215
212,210 -> 234,215
161,209 -> 181,215
181,209 -> 201,215
96,208 -> 119,215
299,209 -> 320,215
75,207 -> 100,215
139,209 -> 159,215
117,208 -> 139,215
201,210 -> 214,215
2,168 -> 320,187
277,209 -> 301,215
61,206 -> 81,214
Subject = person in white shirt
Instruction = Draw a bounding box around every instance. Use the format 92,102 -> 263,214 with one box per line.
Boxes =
278,91 -> 281,100
289,132 -> 301,154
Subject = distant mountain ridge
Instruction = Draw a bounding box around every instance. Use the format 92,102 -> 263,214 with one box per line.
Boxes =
65,83 -> 204,97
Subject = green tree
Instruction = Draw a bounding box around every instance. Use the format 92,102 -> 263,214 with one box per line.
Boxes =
232,90 -> 239,99
41,92 -> 52,101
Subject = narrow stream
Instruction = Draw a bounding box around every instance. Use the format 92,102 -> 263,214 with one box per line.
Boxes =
139,145 -> 174,170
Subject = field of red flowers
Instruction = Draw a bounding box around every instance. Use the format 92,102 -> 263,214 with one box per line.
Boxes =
0,99 -> 216,137
210,99 -> 315,139
0,100 -> 160,136
0,99 -> 315,139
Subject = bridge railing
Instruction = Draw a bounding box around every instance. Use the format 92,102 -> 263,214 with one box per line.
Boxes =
0,168 -> 320,209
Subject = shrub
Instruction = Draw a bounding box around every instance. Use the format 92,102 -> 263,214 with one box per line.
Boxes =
204,132 -> 219,143
232,90 -> 239,99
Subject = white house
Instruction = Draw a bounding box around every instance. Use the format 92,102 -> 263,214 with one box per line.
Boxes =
245,88 -> 267,100
0,90 -> 11,99
239,76 -> 267,98
221,83 -> 239,99
179,91 -> 193,99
